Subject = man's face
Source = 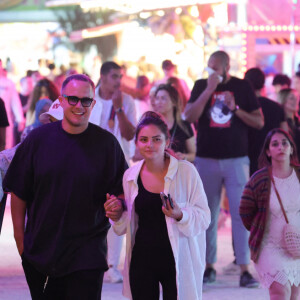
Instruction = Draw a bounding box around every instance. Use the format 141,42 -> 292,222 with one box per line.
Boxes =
101,68 -> 122,93
294,76 -> 300,94
208,56 -> 228,83
59,80 -> 95,133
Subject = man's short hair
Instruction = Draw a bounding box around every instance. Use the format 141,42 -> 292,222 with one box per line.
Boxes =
210,51 -> 230,67
272,74 -> 291,87
100,61 -> 121,75
244,68 -> 265,91
162,60 -> 175,71
61,74 -> 95,94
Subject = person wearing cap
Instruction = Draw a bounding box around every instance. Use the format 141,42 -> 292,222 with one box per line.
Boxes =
3,74 -> 127,299
153,59 -> 190,105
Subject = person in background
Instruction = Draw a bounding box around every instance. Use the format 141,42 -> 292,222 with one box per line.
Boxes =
245,67 -> 288,175
240,128 -> 300,300
152,84 -> 196,162
132,75 -> 152,121
25,78 -> 59,126
90,61 -> 136,284
272,74 -> 291,102
167,77 -> 189,110
184,50 -> 263,287
0,59 -> 25,149
3,74 -> 127,300
0,98 -> 9,151
154,60 -> 190,103
106,111 -> 210,300
277,88 -> 300,160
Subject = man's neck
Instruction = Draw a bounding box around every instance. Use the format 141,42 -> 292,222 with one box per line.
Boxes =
98,86 -> 113,100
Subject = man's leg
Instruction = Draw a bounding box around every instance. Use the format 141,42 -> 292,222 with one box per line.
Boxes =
223,156 -> 250,266
22,256 -> 47,300
194,157 -> 223,265
106,227 -> 124,283
64,269 -> 105,300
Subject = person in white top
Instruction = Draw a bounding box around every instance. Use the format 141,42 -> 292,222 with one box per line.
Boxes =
0,59 -> 25,148
90,61 -> 136,283
105,111 -> 211,300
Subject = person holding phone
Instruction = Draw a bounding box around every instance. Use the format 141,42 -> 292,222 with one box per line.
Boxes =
105,111 -> 210,300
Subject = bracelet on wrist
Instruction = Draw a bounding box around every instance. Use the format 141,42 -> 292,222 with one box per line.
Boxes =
232,105 -> 239,113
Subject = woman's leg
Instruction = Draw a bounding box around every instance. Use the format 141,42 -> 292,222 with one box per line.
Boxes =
291,284 -> 300,300
129,247 -> 160,300
269,281 -> 291,300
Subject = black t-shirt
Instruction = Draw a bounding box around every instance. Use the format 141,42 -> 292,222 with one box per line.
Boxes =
169,120 -> 194,154
248,97 -> 285,175
3,121 -> 127,276
0,98 -> 9,127
189,77 -> 260,159
134,175 -> 172,250
287,116 -> 300,162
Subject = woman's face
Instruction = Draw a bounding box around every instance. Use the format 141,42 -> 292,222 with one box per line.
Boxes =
136,124 -> 168,161
39,86 -> 50,99
266,133 -> 293,164
284,91 -> 299,114
153,90 -> 174,115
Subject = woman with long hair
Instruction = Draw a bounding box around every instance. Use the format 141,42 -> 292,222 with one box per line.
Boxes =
105,111 -> 210,300
25,78 -> 59,126
151,84 -> 196,162
240,128 -> 300,300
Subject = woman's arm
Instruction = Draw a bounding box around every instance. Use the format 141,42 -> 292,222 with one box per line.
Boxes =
174,165 -> 211,237
239,181 -> 258,230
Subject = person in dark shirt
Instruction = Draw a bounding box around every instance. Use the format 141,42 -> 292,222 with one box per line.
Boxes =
244,67 -> 288,175
3,74 -> 127,300
0,97 -> 9,151
184,51 -> 264,287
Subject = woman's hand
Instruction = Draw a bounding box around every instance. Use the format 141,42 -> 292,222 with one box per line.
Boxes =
162,197 -> 183,221
104,193 -> 123,222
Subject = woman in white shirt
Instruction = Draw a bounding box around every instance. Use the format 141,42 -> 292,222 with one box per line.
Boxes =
105,111 -> 210,300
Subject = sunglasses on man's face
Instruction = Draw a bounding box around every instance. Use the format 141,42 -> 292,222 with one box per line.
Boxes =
62,94 -> 94,107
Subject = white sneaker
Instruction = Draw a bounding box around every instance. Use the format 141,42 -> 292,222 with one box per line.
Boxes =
222,261 -> 240,275
106,267 -> 123,283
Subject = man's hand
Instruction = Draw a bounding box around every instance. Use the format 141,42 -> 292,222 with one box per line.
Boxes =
162,197 -> 183,222
104,193 -> 123,222
223,91 -> 236,111
18,120 -> 25,132
112,90 -> 123,110
207,73 -> 220,92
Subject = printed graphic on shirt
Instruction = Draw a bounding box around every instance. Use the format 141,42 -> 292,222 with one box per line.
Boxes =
209,91 -> 233,128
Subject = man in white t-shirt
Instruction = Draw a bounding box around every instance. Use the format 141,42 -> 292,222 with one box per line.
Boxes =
90,61 -> 136,283
90,61 -> 136,163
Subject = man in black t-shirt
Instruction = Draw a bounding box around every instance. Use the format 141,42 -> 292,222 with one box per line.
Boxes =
184,51 -> 264,287
0,97 -> 9,151
3,74 -> 127,299
245,68 -> 288,175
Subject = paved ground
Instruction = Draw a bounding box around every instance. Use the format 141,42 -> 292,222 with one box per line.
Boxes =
0,203 -> 269,299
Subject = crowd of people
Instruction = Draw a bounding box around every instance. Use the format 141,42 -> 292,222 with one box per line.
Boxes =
0,51 -> 300,300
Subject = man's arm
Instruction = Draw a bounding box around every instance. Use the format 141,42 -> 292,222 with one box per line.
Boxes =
112,90 -> 135,141
11,192 -> 26,256
0,127 -> 6,151
184,73 -> 219,123
234,108 -> 264,129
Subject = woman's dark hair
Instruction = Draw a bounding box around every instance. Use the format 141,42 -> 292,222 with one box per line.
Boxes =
29,78 -> 59,114
154,84 -> 190,136
258,128 -> 299,168
135,111 -> 170,143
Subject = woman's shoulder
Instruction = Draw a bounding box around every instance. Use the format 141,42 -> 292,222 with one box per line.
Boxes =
176,159 -> 198,177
